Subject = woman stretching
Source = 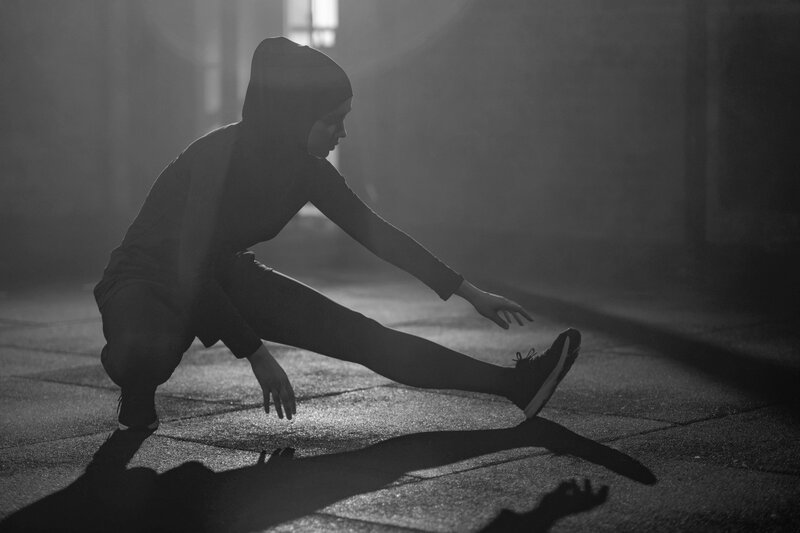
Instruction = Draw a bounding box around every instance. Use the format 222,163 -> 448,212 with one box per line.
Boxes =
95,37 -> 581,431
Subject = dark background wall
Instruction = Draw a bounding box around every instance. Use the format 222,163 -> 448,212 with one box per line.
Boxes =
0,0 -> 200,281
1,1 -> 111,280
1,0 -> 798,291
332,0 -> 799,284
333,0 -> 687,281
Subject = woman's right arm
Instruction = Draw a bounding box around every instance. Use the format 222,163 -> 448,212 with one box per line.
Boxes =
247,344 -> 296,420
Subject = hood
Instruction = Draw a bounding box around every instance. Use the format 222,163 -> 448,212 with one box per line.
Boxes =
240,37 -> 352,152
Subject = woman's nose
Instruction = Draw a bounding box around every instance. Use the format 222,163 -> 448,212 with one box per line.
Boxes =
338,126 -> 347,139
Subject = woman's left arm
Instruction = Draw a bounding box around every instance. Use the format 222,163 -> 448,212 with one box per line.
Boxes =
309,161 -> 532,328
309,162 -> 463,300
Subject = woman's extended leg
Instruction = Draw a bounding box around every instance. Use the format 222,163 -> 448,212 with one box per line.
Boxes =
224,259 -> 517,399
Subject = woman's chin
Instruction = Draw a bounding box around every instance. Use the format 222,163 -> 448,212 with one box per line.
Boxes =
308,148 -> 329,159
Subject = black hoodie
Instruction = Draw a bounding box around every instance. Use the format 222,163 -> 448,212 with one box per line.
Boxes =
240,37 -> 352,153
95,38 -> 462,358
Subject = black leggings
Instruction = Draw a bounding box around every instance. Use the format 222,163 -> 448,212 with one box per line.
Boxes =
99,259 -> 512,398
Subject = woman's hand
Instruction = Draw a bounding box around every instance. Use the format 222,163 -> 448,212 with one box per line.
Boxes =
456,280 -> 533,330
248,344 -> 296,420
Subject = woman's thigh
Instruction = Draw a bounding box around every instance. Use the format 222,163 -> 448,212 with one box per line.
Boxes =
225,260 -> 382,361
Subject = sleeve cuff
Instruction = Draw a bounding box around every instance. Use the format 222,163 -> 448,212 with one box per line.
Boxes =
224,332 -> 263,359
435,273 -> 464,301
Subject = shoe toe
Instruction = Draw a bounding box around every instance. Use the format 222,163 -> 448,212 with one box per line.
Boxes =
563,328 -> 581,352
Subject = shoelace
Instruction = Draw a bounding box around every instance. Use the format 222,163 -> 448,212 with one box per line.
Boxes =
515,341 -> 581,370
514,348 -> 537,367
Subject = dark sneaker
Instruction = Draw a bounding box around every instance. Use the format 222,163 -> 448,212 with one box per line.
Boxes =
117,389 -> 159,431
512,328 -> 581,418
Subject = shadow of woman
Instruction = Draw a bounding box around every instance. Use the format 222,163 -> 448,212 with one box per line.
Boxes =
0,417 -> 655,532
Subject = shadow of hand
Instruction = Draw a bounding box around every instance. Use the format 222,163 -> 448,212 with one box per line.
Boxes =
539,478 -> 609,517
481,478 -> 609,533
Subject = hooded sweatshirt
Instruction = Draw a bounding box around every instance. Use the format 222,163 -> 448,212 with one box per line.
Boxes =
94,37 -> 463,358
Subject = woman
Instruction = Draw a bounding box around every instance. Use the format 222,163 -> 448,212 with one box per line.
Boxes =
95,37 -> 580,431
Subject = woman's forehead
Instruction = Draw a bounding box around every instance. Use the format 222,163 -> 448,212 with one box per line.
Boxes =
323,98 -> 352,118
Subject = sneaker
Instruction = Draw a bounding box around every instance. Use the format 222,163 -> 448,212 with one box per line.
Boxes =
512,328 -> 581,419
117,389 -> 159,431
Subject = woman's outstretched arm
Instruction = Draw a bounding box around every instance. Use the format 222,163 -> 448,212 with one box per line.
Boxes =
308,160 -> 532,329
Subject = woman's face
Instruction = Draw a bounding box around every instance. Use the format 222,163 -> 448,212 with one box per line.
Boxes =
307,98 -> 352,158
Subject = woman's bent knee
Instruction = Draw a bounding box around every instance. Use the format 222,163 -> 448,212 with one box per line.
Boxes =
101,331 -> 185,389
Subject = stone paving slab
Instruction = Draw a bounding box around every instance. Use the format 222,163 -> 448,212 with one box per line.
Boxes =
618,405 -> 800,476
165,348 -> 391,404
29,347 -> 391,407
158,386 -> 669,473
496,279 -> 776,335
404,341 -> 757,426
544,350 -> 768,423
700,319 -> 800,364
0,346 -> 96,376
0,377 -> 231,448
570,441 -> 800,533
0,320 -> 105,356
0,437 -> 425,532
158,387 -> 524,457
168,355 -> 390,406
270,513 -> 413,532
324,451 -> 800,532
400,411 -> 669,480
0,432 -> 260,518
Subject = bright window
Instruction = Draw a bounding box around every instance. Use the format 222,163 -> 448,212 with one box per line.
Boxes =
285,0 -> 339,48
285,0 -> 341,219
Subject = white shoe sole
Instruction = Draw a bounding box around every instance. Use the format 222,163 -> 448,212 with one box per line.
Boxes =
523,337 -> 572,419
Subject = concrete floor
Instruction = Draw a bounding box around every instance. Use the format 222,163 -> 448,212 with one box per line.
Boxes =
0,268 -> 799,532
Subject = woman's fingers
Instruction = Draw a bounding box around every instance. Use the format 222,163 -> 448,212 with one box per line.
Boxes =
267,385 -> 296,420
286,382 -> 297,416
504,299 -> 533,323
261,383 -> 296,420
495,306 -> 527,327
482,296 -> 535,330
279,387 -> 293,420
502,311 -> 524,327
491,312 -> 509,329
502,301 -> 533,324
272,388 -> 285,419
